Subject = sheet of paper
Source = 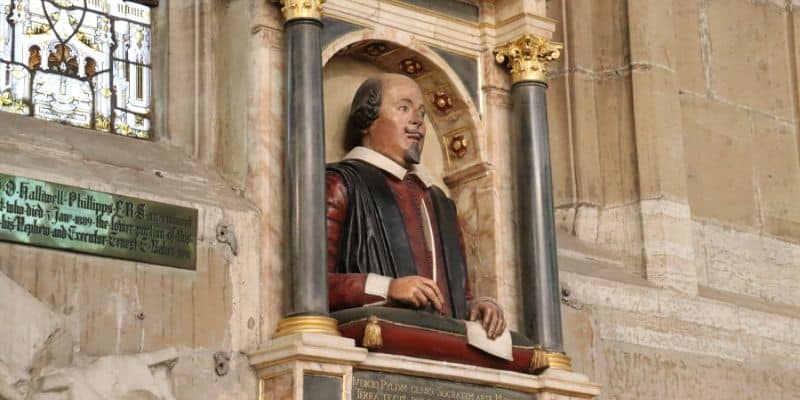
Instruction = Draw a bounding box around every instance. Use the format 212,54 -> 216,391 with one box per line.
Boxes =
465,321 -> 513,361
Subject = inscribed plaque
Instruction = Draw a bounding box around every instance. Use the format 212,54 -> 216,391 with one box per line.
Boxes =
304,374 -> 343,400
0,173 -> 197,269
352,370 -> 534,400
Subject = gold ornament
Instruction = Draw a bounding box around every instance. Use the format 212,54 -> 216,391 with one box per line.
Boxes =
0,91 -> 26,113
365,42 -> 389,57
545,352 -> 573,371
0,91 -> 13,107
400,58 -> 423,75
494,34 -> 562,83
279,0 -> 324,21
362,315 -> 383,349
449,134 -> 468,159
273,315 -> 340,337
528,345 -> 550,374
96,116 -> 111,132
432,92 -> 453,113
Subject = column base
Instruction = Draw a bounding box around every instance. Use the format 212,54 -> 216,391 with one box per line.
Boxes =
546,352 -> 573,371
274,315 -> 340,338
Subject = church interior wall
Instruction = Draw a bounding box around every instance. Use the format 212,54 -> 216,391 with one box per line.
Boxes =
545,0 -> 800,398
1,0 -> 800,399
0,0 -> 282,398
546,0 -> 800,305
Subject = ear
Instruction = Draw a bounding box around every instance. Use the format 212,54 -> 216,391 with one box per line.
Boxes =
362,121 -> 375,137
360,127 -> 371,147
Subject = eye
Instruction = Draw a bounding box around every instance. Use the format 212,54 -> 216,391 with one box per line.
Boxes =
399,105 -> 409,112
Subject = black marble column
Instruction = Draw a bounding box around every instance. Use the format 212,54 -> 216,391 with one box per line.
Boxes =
512,81 -> 564,355
284,17 -> 328,318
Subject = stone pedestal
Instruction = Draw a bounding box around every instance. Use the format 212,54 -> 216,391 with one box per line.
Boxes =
249,337 -> 599,400
249,333 -> 367,400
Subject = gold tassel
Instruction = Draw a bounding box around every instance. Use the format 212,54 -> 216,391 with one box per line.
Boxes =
529,345 -> 550,374
362,316 -> 383,349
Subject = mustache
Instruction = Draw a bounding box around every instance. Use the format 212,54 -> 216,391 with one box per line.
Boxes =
405,128 -> 424,138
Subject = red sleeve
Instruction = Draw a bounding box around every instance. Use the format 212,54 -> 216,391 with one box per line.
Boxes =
326,172 -> 348,274
326,172 -> 384,311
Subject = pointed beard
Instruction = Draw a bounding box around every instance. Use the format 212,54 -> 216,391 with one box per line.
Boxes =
404,142 -> 422,165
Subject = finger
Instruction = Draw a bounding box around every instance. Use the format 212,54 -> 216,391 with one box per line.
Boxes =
419,279 -> 445,306
404,288 -> 419,307
482,307 -> 493,331
406,293 -> 419,308
417,284 -> 443,312
469,305 -> 479,321
485,310 -> 496,338
412,290 -> 429,308
489,314 -> 501,339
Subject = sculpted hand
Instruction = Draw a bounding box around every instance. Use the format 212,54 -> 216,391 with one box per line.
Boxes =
469,301 -> 506,339
387,276 -> 445,313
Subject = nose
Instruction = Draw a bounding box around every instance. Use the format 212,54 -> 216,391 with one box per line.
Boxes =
411,108 -> 424,126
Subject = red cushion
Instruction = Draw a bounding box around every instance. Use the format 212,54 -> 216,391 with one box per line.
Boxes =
334,307 -> 544,374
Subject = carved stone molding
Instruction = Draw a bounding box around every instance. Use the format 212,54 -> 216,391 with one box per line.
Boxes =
278,0 -> 325,21
494,34 -> 562,83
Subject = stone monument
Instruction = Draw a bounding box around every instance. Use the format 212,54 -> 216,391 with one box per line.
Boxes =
249,2 -> 599,400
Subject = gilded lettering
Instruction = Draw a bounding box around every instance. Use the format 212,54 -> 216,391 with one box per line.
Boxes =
355,388 -> 379,400
0,173 -> 197,269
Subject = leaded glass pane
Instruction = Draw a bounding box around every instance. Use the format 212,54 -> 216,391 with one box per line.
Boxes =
0,0 -> 152,138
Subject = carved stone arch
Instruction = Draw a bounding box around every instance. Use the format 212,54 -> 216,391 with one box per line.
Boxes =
322,29 -> 488,188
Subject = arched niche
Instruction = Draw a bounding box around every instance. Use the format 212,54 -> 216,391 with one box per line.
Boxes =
322,31 -> 487,191
321,32 -> 508,319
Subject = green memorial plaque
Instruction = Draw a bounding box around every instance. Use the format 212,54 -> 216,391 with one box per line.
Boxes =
0,173 -> 197,269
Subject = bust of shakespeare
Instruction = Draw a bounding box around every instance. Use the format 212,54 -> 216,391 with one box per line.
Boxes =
325,74 -> 517,360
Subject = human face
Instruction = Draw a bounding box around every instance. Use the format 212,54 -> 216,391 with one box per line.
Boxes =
363,75 -> 427,168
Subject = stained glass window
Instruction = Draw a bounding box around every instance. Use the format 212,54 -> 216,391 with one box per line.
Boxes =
0,0 -> 152,139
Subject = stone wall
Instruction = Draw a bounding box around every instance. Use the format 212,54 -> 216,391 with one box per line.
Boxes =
547,0 -> 800,398
1,0 -> 799,399
0,0 -> 282,398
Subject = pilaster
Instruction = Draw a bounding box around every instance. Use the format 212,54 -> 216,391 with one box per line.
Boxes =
626,0 -> 698,295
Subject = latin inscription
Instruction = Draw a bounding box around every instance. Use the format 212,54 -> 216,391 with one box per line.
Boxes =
352,371 -> 533,400
0,173 -> 197,269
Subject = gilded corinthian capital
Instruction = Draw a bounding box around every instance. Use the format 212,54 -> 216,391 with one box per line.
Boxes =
278,0 -> 324,21
494,35 -> 562,83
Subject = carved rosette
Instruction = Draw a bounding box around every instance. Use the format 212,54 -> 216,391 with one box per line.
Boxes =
449,135 -> 468,159
279,0 -> 324,21
400,58 -> 423,75
365,42 -> 389,57
494,34 -> 562,83
432,91 -> 453,113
